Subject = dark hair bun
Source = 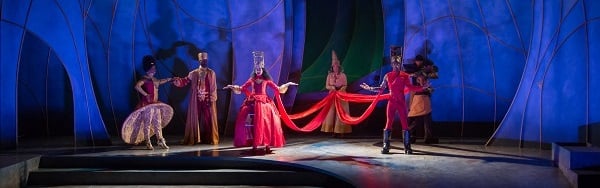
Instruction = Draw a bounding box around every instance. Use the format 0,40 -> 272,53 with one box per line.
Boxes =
415,55 -> 424,61
142,55 -> 156,72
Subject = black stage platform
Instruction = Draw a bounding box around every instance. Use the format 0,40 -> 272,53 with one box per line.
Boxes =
1,135 -> 576,187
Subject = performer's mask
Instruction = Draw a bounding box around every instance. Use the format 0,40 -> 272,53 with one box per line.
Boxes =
252,51 -> 265,76
200,59 -> 208,68
391,59 -> 402,70
390,46 -> 403,70
254,67 -> 263,76
198,52 -> 208,68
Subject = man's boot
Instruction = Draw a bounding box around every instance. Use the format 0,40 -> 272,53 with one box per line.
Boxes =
403,130 -> 413,154
423,113 -> 438,144
382,130 -> 392,154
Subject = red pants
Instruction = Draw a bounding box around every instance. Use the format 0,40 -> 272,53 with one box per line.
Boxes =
385,99 -> 409,131
197,100 -> 214,143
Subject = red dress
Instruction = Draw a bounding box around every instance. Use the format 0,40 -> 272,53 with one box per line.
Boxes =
137,78 -> 158,108
233,78 -> 285,148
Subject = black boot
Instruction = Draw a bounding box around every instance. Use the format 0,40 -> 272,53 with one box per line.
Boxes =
423,113 -> 437,144
382,130 -> 391,154
410,129 -> 417,144
403,130 -> 413,154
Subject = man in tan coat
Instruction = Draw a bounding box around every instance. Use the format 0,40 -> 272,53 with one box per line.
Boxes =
407,55 -> 438,144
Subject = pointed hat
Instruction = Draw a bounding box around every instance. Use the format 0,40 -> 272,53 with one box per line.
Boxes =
331,50 -> 340,67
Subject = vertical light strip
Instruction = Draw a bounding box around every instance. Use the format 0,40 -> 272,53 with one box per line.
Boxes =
45,49 -> 51,136
582,0 -> 590,145
446,0 -> 466,138
475,0 -> 498,133
107,0 -> 119,136
15,0 -> 36,148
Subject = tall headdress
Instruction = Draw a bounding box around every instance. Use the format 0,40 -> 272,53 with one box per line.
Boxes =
390,46 -> 403,64
197,52 -> 204,61
253,51 -> 265,69
331,50 -> 340,67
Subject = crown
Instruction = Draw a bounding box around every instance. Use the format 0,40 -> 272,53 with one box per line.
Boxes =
390,46 -> 403,64
253,51 -> 265,68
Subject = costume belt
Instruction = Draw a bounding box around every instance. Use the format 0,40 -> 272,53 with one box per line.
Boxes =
244,94 -> 272,105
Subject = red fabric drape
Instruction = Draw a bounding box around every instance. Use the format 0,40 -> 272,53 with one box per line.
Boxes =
287,92 -> 336,119
274,90 -> 391,132
275,93 -> 333,132
334,92 -> 389,125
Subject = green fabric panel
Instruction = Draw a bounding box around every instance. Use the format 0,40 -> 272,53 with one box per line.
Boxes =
299,0 -> 383,93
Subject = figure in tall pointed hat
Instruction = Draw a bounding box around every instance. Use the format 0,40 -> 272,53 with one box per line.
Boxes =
321,50 -> 352,137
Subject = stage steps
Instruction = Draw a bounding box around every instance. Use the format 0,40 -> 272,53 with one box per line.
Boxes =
552,143 -> 600,188
27,156 -> 354,187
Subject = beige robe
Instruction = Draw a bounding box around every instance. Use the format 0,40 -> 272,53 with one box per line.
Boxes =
321,72 -> 352,134
182,68 -> 219,145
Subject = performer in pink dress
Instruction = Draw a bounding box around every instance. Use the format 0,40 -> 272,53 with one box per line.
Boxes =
360,47 -> 428,154
224,51 -> 297,153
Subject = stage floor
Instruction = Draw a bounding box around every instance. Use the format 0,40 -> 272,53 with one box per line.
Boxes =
3,135 -> 571,187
